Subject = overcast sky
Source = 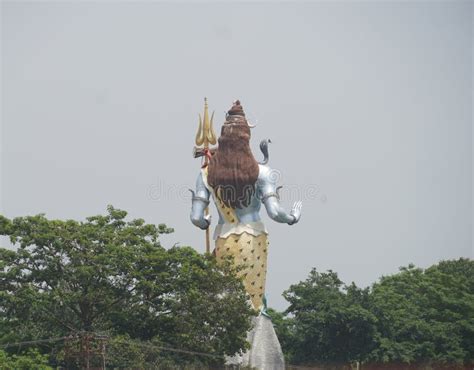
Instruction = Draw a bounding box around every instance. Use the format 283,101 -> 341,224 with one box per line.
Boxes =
1,1 -> 472,310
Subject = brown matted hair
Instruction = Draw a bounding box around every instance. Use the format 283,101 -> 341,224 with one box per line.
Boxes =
207,101 -> 259,209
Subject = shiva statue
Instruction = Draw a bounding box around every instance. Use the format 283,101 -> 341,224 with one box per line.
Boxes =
190,100 -> 302,313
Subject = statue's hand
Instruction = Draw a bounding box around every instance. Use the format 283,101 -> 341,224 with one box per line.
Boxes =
289,201 -> 302,225
200,214 -> 212,230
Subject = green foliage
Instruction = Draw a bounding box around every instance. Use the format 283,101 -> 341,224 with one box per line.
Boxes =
0,349 -> 52,369
277,269 -> 377,365
2,205 -> 471,368
0,206 -> 253,368
369,259 -> 474,364
273,259 -> 474,367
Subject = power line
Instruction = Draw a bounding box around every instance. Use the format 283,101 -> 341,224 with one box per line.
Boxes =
0,335 -> 223,360
1,334 -> 317,368
1,336 -> 68,348
112,337 -> 224,359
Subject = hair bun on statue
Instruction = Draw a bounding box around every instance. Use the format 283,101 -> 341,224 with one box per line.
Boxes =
228,100 -> 246,117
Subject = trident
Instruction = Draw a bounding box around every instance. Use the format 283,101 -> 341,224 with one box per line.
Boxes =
194,98 -> 217,253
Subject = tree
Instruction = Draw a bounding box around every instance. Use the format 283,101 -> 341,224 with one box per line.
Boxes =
0,206 -> 254,368
274,261 -> 474,367
278,269 -> 377,365
368,259 -> 474,365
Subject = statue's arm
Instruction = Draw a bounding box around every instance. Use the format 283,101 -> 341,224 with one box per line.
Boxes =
257,165 -> 302,225
189,172 -> 211,230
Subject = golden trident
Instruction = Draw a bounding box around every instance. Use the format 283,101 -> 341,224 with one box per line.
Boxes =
195,98 -> 217,253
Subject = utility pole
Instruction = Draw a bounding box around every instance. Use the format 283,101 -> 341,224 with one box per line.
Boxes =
64,332 -> 108,369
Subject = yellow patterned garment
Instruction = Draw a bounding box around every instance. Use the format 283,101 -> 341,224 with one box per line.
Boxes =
215,232 -> 269,310
202,166 -> 269,311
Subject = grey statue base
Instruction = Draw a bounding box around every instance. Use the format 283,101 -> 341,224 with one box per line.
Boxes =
226,314 -> 285,370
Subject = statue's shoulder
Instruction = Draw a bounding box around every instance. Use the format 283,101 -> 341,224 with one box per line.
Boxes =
257,164 -> 276,184
197,168 -> 211,191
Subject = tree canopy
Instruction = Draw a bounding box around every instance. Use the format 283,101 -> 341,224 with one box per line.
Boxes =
272,259 -> 474,368
0,206 -> 254,368
1,206 -> 471,368
369,260 -> 474,364
275,269 -> 377,365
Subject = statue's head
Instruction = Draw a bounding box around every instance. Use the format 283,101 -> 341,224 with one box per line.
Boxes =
208,100 -> 259,209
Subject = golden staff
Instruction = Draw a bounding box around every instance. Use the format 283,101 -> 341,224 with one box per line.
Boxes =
195,98 -> 217,253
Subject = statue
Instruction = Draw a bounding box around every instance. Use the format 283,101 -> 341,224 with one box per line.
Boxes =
190,99 -> 302,369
